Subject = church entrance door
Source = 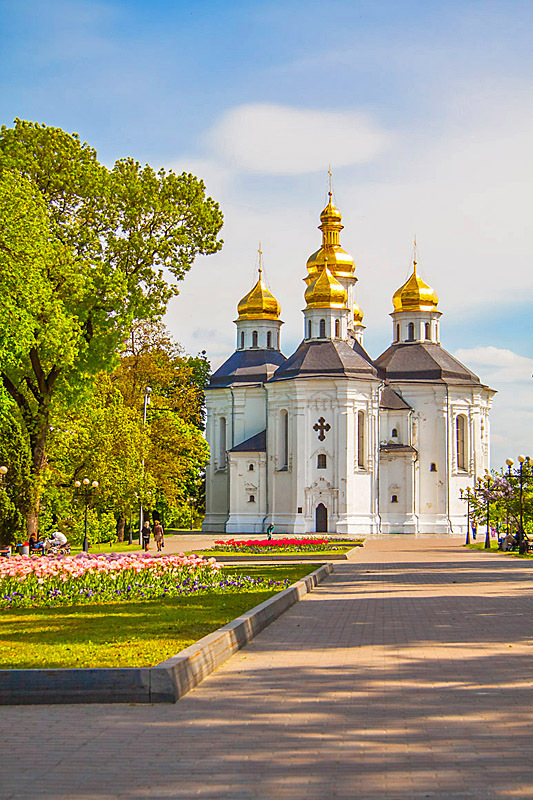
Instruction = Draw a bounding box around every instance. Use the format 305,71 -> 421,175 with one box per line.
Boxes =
315,503 -> 328,533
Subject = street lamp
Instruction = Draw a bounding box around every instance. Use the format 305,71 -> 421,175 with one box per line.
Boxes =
505,456 -> 531,550
138,386 -> 151,546
74,478 -> 99,552
506,459 -> 514,535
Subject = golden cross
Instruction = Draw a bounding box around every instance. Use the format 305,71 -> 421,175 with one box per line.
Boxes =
413,234 -> 417,272
328,164 -> 333,197
258,242 -> 263,277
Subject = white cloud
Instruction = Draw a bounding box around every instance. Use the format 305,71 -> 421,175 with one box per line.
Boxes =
454,347 -> 533,384
206,104 -> 391,175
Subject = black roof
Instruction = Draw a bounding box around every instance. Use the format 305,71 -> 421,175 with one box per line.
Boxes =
230,430 -> 266,452
380,386 -> 412,410
375,342 -> 484,385
380,443 -> 418,454
270,339 -> 378,382
209,349 -> 287,388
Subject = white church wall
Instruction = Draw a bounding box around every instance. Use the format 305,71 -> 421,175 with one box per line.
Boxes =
203,390 -> 232,533
226,452 -> 267,534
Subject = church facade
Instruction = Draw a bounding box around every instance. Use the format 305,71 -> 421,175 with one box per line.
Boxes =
203,193 -> 494,536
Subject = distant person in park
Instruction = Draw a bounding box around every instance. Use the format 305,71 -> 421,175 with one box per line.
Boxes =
29,531 -> 46,554
142,520 -> 151,551
501,531 -> 517,552
266,523 -> 274,540
153,520 -> 164,552
45,530 -> 67,553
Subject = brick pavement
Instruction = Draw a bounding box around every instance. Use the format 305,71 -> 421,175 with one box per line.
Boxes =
2,536 -> 533,799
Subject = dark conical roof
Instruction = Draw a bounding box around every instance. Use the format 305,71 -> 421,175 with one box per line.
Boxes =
270,338 -> 378,382
375,342 -> 483,385
209,349 -> 287,388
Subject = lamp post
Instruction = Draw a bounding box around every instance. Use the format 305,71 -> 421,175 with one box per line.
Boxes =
505,458 -> 514,536
74,478 -> 99,552
483,473 -> 492,550
138,386 -> 152,546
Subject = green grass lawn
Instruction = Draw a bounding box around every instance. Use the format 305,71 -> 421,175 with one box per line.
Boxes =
0,565 -> 314,670
466,542 -> 533,559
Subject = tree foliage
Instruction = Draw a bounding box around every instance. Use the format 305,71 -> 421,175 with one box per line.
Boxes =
0,120 -> 222,535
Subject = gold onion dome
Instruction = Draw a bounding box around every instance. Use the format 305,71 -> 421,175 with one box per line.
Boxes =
353,302 -> 364,325
305,266 -> 347,309
237,269 -> 281,320
392,261 -> 438,313
306,191 -> 355,279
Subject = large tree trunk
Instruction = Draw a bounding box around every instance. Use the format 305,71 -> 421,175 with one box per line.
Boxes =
26,427 -> 48,538
116,516 -> 125,542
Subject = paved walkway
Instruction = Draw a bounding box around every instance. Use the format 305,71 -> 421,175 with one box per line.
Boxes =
3,536 -> 533,799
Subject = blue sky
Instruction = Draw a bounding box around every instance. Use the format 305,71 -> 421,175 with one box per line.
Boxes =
1,0 -> 532,463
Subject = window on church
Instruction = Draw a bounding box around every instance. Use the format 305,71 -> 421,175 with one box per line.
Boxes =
317,454 -> 327,469
456,414 -> 467,471
248,463 -> 254,471
396,323 -> 400,342
391,494 -> 398,503
219,417 -> 227,468
357,410 -> 365,468
252,330 -> 258,347
248,495 -> 255,503
430,462 -> 437,472
425,322 -> 431,340
335,319 -> 340,338
267,331 -> 272,348
407,322 -> 415,341
319,319 -> 326,338
280,410 -> 289,469
240,331 -> 245,349
391,428 -> 398,438
308,320 -> 312,339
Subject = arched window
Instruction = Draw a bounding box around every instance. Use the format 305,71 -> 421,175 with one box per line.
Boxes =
391,494 -> 398,503
308,320 -> 312,339
219,417 -> 227,467
396,323 -> 400,342
317,454 -> 327,469
335,319 -> 340,338
248,495 -> 255,503
425,322 -> 430,340
248,463 -> 254,471
391,428 -> 398,438
240,331 -> 245,349
277,331 -> 280,349
430,462 -> 437,472
252,330 -> 258,347
357,410 -> 365,468
319,319 -> 326,338
407,322 -> 415,341
267,331 -> 272,348
456,414 -> 467,471
279,410 -> 289,469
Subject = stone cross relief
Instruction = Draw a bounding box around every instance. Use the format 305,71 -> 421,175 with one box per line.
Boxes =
313,416 -> 331,441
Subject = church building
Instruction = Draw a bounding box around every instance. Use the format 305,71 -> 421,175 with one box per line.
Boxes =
203,192 -> 495,536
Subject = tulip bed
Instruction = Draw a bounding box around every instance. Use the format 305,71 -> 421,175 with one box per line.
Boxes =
212,537 -> 356,553
0,552 -> 292,609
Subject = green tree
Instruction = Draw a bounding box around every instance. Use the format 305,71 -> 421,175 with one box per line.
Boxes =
0,120 -> 223,536
0,413 -> 32,547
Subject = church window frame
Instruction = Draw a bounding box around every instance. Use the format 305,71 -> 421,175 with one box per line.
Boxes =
425,322 -> 431,340
430,462 -> 437,472
319,318 -> 326,338
335,319 -> 340,338
240,331 -> 245,349
391,494 -> 398,504
248,494 -> 255,503
407,322 -> 415,341
248,463 -> 254,471
252,330 -> 258,347
396,323 -> 400,342
218,416 -> 227,470
357,410 -> 365,469
317,454 -> 327,469
456,414 -> 468,472
308,320 -> 312,339
391,427 -> 398,439
279,409 -> 289,470
267,331 -> 272,348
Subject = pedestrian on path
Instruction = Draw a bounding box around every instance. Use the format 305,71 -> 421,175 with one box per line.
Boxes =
141,520 -> 151,551
153,520 -> 164,552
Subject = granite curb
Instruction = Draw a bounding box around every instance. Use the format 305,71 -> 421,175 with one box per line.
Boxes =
0,562 -> 334,706
202,545 -> 362,563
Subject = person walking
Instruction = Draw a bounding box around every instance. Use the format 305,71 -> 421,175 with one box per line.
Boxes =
141,520 -> 151,552
153,520 -> 164,552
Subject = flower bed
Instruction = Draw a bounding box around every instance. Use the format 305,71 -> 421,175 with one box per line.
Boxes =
0,552 -> 290,608
213,537 -> 340,553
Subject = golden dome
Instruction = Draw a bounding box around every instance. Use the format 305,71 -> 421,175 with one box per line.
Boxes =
306,191 -> 355,279
305,266 -> 347,309
353,301 -> 364,325
237,269 -> 281,320
392,261 -> 438,313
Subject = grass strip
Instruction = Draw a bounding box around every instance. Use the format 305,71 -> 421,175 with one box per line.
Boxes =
466,542 -> 533,559
0,565 -> 313,670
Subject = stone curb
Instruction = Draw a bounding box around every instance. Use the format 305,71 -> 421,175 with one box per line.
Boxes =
0,563 -> 334,706
205,546 -> 362,563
